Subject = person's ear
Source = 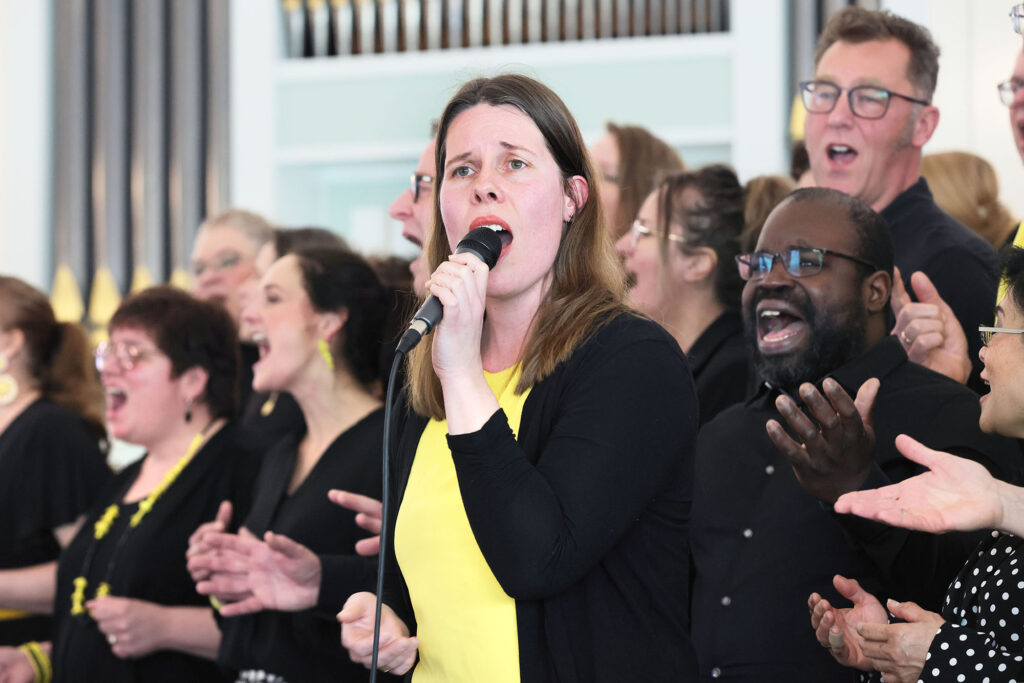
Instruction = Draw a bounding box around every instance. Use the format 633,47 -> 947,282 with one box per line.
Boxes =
0,328 -> 25,361
682,247 -> 718,284
911,105 -> 939,148
564,176 -> 589,222
317,310 -> 348,341
179,365 -> 210,407
863,270 -> 892,313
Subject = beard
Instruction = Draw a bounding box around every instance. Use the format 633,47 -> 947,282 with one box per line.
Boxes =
743,289 -> 869,394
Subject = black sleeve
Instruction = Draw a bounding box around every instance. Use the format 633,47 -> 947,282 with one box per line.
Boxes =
21,413 -> 111,538
380,395 -> 419,634
313,553 -> 378,618
447,333 -> 697,600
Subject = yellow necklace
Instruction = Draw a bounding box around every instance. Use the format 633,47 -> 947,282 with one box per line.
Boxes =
70,431 -> 206,615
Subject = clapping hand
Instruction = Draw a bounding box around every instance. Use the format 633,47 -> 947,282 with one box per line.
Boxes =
193,528 -> 322,616
87,596 -> 168,659
767,377 -> 879,503
338,592 -> 419,675
857,599 -> 944,683
809,574 -> 888,671
329,490 -> 382,556
186,500 -> 233,584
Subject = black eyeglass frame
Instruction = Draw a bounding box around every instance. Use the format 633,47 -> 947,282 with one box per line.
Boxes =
1011,4 -> 1024,34
410,173 -> 433,204
735,247 -> 880,282
798,80 -> 931,120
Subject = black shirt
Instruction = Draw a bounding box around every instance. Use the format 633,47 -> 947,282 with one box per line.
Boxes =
881,178 -> 998,391
686,310 -> 751,426
52,424 -> 256,683
691,336 -> 1022,682
218,408 -> 384,682
0,400 -> 110,645
239,390 -> 306,453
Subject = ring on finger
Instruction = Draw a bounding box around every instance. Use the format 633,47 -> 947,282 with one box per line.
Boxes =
829,631 -> 844,649
900,331 -> 911,344
108,634 -> 118,646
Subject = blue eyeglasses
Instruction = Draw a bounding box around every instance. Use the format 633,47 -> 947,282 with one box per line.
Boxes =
735,247 -> 879,281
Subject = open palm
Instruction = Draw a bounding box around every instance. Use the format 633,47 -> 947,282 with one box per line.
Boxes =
835,434 -> 1002,534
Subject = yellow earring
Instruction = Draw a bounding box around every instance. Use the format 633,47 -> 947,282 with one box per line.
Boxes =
0,354 -> 17,406
317,339 -> 335,371
260,391 -> 278,417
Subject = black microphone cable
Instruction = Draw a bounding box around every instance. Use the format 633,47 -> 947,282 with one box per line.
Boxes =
369,348 -> 403,683
369,225 -> 504,681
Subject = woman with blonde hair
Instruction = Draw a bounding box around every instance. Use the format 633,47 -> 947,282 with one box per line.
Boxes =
337,73 -> 699,681
0,276 -> 110,646
920,151 -> 1016,248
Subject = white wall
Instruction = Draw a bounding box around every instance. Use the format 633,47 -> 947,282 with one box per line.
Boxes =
0,0 -> 52,289
917,0 -> 1024,217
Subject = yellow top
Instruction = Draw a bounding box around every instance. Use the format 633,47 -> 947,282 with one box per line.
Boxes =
997,219 -> 1024,309
395,365 -> 532,683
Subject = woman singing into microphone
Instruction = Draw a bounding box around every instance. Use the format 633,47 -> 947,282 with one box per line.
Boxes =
339,74 -> 700,682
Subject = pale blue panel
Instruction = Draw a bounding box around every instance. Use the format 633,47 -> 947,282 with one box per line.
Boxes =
275,54 -> 732,147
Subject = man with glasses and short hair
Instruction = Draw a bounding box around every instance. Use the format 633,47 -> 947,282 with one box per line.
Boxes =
803,7 -> 998,392
690,187 -> 1019,682
885,7 -> 1024,393
388,139 -> 436,297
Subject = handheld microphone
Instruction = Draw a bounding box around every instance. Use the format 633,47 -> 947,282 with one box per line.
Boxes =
396,226 -> 505,354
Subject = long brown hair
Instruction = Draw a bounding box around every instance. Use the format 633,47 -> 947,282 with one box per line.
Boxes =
0,276 -> 105,439
605,122 -> 685,239
408,74 -> 629,419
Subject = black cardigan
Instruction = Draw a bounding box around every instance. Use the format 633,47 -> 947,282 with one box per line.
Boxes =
382,313 -> 700,682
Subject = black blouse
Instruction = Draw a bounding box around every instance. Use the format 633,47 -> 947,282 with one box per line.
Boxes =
51,424 -> 257,683
0,400 -> 110,645
218,408 -> 384,682
685,310 -> 751,426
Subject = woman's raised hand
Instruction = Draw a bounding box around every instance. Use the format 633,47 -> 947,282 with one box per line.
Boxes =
328,490 -> 382,556
193,528 -> 322,616
835,434 -> 1004,534
338,592 -> 419,675
186,500 -> 233,583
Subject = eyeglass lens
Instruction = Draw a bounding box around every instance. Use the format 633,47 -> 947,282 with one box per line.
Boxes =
739,249 -> 823,280
801,82 -> 891,119
999,80 -> 1023,106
